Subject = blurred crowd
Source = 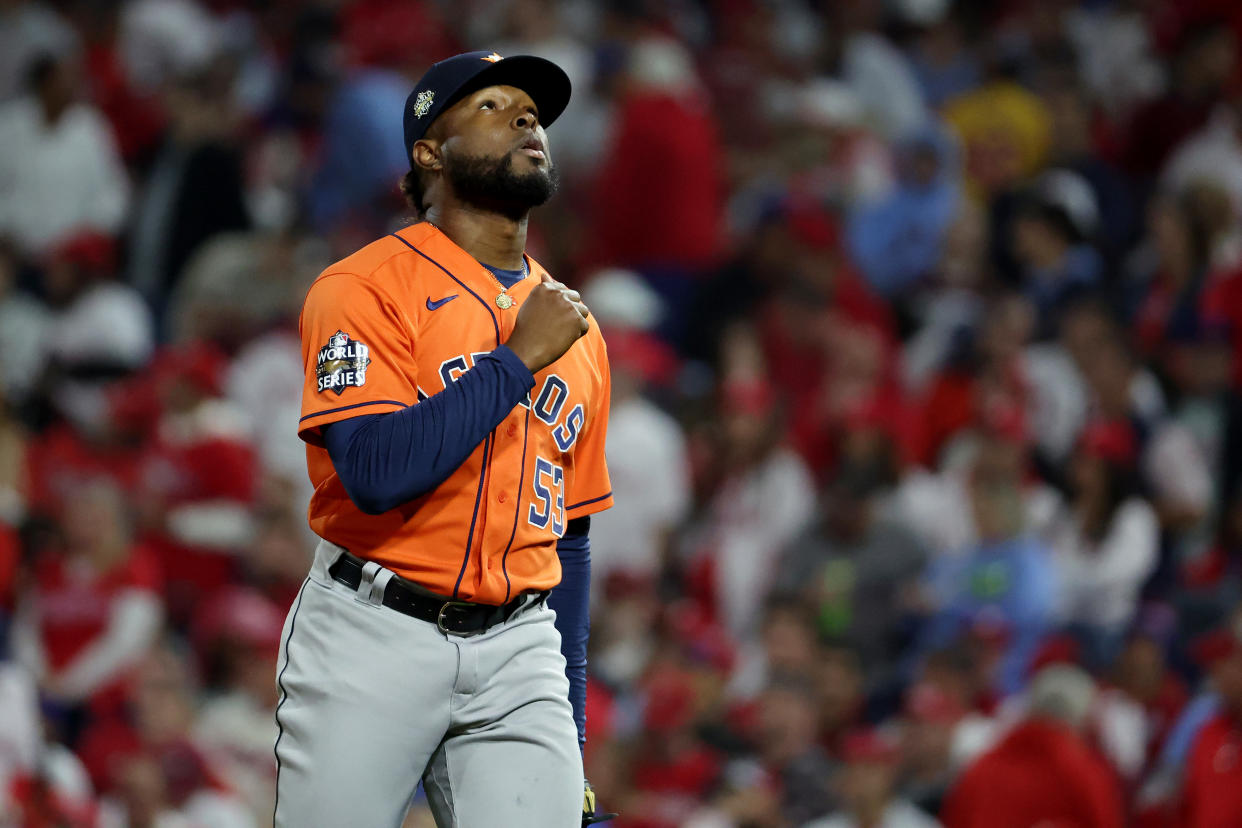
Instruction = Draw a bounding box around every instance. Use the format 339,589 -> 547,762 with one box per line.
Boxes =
4,0 -> 1242,826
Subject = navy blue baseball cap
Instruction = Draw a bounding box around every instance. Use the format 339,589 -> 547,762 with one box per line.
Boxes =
402,50 -> 571,167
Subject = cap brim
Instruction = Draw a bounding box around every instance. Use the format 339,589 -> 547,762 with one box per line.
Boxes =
449,55 -> 572,128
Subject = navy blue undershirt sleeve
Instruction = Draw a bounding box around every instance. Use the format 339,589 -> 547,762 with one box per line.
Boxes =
549,515 -> 591,751
323,344 -> 535,514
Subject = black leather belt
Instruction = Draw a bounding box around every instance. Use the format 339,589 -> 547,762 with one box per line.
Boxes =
328,551 -> 548,634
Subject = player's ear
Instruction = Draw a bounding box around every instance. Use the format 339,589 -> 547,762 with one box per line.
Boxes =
412,139 -> 441,173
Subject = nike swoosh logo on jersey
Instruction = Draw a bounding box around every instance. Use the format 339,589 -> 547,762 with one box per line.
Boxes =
426,294 -> 458,311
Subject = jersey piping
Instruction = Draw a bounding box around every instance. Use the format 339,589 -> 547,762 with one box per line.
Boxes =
299,399 -> 408,423
388,232 -> 502,601
498,407 -> 532,603
566,492 -> 613,511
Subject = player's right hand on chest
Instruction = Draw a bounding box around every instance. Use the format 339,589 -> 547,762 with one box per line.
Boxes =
506,274 -> 590,373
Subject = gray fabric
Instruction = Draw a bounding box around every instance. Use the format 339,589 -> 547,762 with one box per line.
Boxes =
273,541 -> 582,827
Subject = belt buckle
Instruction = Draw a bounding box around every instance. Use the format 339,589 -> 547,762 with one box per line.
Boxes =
436,601 -> 477,635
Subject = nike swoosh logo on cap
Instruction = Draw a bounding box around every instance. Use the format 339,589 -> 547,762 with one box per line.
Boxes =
426,295 -> 458,311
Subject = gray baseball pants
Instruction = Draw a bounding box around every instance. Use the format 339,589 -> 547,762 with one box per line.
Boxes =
272,540 -> 582,827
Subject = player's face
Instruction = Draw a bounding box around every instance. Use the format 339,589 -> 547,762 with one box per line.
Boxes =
431,84 -> 558,211
443,85 -> 552,167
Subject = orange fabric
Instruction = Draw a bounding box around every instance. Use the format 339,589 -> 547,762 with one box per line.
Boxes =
298,222 -> 612,604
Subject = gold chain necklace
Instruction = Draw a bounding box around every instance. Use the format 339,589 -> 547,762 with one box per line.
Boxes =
422,219 -> 526,308
483,259 -> 528,309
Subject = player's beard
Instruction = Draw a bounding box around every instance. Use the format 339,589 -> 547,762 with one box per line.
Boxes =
443,149 -> 559,218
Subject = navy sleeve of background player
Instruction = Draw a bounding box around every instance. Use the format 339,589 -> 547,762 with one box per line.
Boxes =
323,345 -> 535,515
549,516 -> 591,752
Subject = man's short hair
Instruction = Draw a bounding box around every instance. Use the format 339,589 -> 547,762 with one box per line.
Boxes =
1028,664 -> 1097,730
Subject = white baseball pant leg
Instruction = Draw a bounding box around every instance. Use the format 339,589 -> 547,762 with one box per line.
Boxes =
273,541 -> 582,827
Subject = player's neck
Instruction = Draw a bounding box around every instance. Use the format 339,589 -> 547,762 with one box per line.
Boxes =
425,202 -> 528,271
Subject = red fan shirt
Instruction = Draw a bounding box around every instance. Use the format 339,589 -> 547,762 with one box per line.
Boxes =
33,546 -> 162,672
1181,713 -> 1242,828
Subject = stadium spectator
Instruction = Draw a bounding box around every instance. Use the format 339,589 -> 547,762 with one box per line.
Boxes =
781,79 -> 896,212
728,596 -> 820,704
1010,172 -> 1104,339
917,431 -> 1058,695
897,683 -> 966,819
1179,621 -> 1242,826
1109,610 -> 1189,775
128,344 -> 258,623
1042,81 -> 1139,265
755,203 -> 901,474
685,370 -> 815,639
813,642 -> 869,756
905,10 -> 981,110
942,61 -> 1051,198
127,66 -> 251,313
14,479 -> 162,715
941,664 -> 1124,828
75,644 -> 237,816
242,506 -> 310,613
909,293 -> 1033,468
899,199 -> 989,394
1063,1 -> 1163,119
116,0 -> 222,96
1124,20 -> 1237,176
591,571 -> 661,693
304,61 -> 411,243
581,270 -> 690,590
892,422 -> 1058,571
1042,420 -> 1160,666
77,3 -> 166,164
833,0 -> 928,142
624,663 -> 725,828
192,588 -> 283,823
0,52 -> 129,257
42,232 -> 154,413
847,124 -> 962,298
0,1 -> 78,102
775,460 -> 927,689
1078,335 -> 1213,549
804,728 -> 941,828
753,674 -> 837,826
1127,192 -> 1217,357
585,33 -> 725,324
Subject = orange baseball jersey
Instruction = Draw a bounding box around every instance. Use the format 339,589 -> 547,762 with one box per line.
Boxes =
297,222 -> 612,604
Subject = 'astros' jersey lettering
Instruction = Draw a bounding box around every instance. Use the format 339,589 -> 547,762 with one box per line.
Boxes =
298,222 -> 612,604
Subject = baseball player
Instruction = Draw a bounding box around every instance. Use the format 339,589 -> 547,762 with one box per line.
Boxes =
275,51 -> 614,827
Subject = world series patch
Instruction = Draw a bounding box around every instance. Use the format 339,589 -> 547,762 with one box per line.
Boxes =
316,331 -> 371,395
